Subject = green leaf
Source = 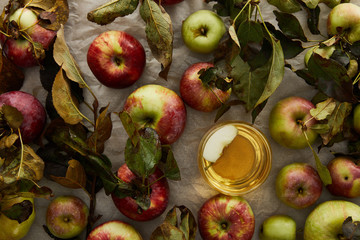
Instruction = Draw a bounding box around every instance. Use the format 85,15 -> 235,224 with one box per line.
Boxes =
310,98 -> 336,121
52,68 -> 83,125
178,206 -> 197,240
0,179 -> 52,199
266,0 -> 301,13
1,199 -> 33,224
310,144 -> 332,185
308,54 -> 356,103
274,11 -> 307,42
87,0 -> 139,25
159,145 -> 181,181
140,0 -> 173,79
237,20 -> 264,48
125,128 -> 162,178
301,0 -> 320,9
305,6 -> 320,35
50,159 -> 87,189
118,111 -> 140,146
151,222 -> 186,240
53,25 -> 87,88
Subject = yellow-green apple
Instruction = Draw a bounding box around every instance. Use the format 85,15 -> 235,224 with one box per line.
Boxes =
87,31 -> 146,89
87,220 -> 143,240
198,194 -> 255,240
259,215 -> 296,240
46,195 -> 89,239
111,163 -> 169,221
327,3 -> 360,43
269,96 -> 318,149
304,200 -> 360,240
0,91 -> 46,144
123,84 -> 186,144
181,10 -> 226,54
353,104 -> 360,134
0,197 -> 35,240
180,62 -> 231,112
326,156 -> 360,198
0,8 -> 57,68
276,163 -> 322,209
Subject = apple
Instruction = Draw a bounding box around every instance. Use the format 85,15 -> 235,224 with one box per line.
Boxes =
0,197 -> 35,240
123,84 -> 186,144
181,10 -> 226,54
276,162 -> 322,209
46,195 -> 89,239
354,104 -> 360,134
155,0 -> 184,5
326,156 -> 360,198
112,163 -> 169,221
327,3 -> 360,43
0,8 -> 57,68
269,96 -> 318,149
180,62 -> 231,112
0,91 -> 46,144
87,220 -> 143,240
304,200 -> 360,240
259,215 -> 296,240
198,194 -> 255,240
87,30 -> 146,89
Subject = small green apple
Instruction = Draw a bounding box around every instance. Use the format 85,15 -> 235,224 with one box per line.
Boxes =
0,197 -> 36,240
259,215 -> 296,240
9,8 -> 38,32
181,10 -> 226,54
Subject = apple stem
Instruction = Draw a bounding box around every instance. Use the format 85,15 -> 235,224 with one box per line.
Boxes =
233,0 -> 252,24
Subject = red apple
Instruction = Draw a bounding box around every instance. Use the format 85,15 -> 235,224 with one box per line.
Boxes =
111,163 -> 169,221
87,30 -> 146,89
327,156 -> 360,198
0,8 -> 57,68
0,91 -> 46,144
276,162 -> 322,209
198,194 -> 255,240
46,195 -> 89,239
87,220 -> 143,240
180,62 -> 231,112
123,84 -> 186,144
269,96 -> 318,149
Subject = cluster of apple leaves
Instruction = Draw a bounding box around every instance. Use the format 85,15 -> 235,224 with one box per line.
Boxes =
87,0 -> 173,80
150,205 -> 197,240
0,105 -> 52,224
202,0 -> 285,122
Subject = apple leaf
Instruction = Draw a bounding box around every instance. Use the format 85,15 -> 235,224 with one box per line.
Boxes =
1,105 -> 23,130
87,105 -> 112,154
229,24 -> 240,48
310,98 -> 336,121
87,0 -> 139,25
273,11 -> 307,42
301,0 -> 319,9
310,144 -> 332,185
0,145 -> 45,189
125,127 -> 162,178
140,0 -> 173,80
151,206 -> 197,240
158,145 -> 180,181
1,199 -> 33,224
37,0 -> 70,31
118,111 -> 140,146
53,25 -> 87,88
50,159 -> 87,189
305,6 -> 320,35
342,217 -> 360,239
0,179 -> 52,199
0,53 -> 24,94
307,53 -> 356,103
266,0 -> 302,13
0,134 -> 19,149
52,68 -> 83,125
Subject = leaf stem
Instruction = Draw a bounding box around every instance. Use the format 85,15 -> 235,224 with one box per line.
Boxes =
233,0 -> 252,24
16,129 -> 24,180
256,5 -> 272,39
146,175 -> 165,188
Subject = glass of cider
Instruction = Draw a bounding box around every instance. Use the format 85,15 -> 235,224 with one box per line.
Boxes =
197,121 -> 272,196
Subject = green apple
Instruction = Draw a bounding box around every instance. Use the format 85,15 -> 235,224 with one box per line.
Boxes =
269,96 -> 318,149
0,197 -> 35,240
304,200 -> 360,239
259,215 -> 296,240
181,10 -> 226,54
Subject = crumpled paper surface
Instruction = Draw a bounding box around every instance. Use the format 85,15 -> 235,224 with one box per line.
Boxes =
2,0 -> 360,239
